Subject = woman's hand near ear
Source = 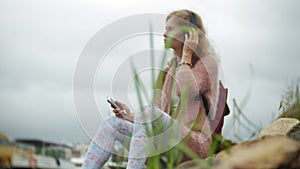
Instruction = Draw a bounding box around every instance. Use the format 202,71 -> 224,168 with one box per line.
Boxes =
182,28 -> 199,63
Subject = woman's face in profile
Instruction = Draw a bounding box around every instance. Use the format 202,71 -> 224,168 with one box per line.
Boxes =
163,16 -> 184,50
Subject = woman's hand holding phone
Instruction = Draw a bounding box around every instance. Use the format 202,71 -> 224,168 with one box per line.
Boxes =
107,97 -> 134,122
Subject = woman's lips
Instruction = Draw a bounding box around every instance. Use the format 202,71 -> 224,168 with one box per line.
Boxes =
164,38 -> 169,43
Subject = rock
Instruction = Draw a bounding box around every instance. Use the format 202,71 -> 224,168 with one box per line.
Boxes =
174,118 -> 300,169
258,118 -> 299,138
287,122 -> 300,142
214,138 -> 263,160
175,136 -> 300,169
213,136 -> 300,169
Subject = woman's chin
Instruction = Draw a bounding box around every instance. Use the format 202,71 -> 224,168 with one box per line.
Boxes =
164,43 -> 172,49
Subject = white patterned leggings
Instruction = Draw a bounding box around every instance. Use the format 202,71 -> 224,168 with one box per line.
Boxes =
82,105 -> 189,169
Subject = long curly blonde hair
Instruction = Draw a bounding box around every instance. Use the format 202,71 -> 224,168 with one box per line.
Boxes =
166,9 -> 216,64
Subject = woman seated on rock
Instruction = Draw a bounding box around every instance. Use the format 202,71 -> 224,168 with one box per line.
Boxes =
82,9 -> 220,169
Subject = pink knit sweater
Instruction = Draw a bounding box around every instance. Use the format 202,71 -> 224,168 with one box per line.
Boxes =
155,55 -> 219,158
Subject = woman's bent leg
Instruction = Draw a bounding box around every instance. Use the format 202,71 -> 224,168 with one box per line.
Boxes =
82,116 -> 133,169
126,105 -> 182,169
126,122 -> 149,169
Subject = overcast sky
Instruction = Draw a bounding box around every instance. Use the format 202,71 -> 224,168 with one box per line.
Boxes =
1,0 -> 300,143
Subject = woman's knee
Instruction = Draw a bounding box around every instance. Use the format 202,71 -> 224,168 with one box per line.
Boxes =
104,116 -> 132,130
103,116 -> 125,130
135,104 -> 164,123
105,116 -> 118,125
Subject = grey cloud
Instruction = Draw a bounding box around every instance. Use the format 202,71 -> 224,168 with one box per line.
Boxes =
1,0 -> 300,143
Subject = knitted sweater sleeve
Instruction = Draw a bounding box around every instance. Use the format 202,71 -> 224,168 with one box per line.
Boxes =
175,56 -> 217,125
176,61 -> 210,95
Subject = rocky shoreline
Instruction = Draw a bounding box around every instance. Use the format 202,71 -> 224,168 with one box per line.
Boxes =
176,118 -> 300,169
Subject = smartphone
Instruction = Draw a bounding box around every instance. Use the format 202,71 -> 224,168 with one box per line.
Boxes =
106,97 -> 127,115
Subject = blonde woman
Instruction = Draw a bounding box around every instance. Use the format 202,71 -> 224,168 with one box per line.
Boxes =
82,9 -> 219,169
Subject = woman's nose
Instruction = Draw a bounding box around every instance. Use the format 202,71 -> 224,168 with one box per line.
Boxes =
163,30 -> 168,38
